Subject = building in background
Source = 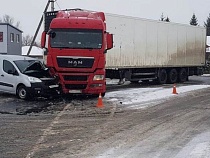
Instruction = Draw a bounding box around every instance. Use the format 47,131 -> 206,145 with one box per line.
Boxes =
0,23 -> 22,55
22,46 -> 43,61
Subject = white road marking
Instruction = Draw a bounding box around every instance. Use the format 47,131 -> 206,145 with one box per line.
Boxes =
25,103 -> 71,158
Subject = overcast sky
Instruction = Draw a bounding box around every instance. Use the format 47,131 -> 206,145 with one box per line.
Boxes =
0,0 -> 209,40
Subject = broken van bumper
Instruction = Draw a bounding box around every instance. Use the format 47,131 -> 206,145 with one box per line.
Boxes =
26,82 -> 60,97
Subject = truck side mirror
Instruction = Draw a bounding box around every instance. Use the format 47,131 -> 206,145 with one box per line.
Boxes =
41,32 -> 46,48
107,33 -> 113,50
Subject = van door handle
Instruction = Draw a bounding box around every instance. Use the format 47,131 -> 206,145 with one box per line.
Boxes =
1,74 -> 4,77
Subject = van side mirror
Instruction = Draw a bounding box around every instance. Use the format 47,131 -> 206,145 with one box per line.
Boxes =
106,33 -> 113,50
41,32 -> 46,48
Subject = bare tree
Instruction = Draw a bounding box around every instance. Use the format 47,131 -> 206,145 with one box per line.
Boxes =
33,41 -> 41,47
22,35 -> 33,46
22,35 -> 41,47
0,14 -> 20,28
3,14 -> 14,24
16,21 -> 20,29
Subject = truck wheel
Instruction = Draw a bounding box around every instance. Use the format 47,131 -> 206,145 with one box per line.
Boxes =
168,69 -> 178,83
158,69 -> 167,84
17,85 -> 29,100
179,68 -> 187,82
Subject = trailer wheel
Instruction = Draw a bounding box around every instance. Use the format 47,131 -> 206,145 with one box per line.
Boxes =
168,69 -> 178,83
179,68 -> 187,82
158,69 -> 167,84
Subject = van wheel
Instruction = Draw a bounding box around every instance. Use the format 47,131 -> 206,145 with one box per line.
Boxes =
17,85 -> 29,100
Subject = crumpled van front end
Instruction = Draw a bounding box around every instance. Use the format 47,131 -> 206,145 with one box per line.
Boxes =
0,55 -> 60,100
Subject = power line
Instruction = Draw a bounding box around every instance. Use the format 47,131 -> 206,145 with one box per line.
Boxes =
55,0 -> 61,10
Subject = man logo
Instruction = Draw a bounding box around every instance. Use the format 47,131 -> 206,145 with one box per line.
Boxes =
68,60 -> 83,66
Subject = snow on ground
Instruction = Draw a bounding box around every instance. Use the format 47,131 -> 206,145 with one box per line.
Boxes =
174,131 -> 210,158
202,74 -> 210,77
105,85 -> 210,109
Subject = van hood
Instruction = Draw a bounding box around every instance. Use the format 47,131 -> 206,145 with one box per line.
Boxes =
22,61 -> 52,79
22,60 -> 42,73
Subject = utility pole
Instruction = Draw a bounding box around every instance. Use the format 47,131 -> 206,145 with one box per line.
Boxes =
51,0 -> 55,11
27,0 -> 52,56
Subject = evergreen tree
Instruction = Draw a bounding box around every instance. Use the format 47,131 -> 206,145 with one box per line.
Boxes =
165,16 -> 170,22
204,13 -> 210,27
160,13 -> 170,22
190,13 -> 198,26
160,13 -> 165,21
204,14 -> 210,36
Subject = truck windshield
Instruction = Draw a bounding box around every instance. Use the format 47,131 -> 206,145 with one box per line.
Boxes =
50,29 -> 103,49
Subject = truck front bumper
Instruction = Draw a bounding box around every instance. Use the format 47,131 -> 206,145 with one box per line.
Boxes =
61,82 -> 106,94
58,70 -> 106,95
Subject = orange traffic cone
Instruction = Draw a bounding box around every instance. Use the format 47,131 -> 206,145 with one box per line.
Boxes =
97,93 -> 104,108
172,84 -> 178,94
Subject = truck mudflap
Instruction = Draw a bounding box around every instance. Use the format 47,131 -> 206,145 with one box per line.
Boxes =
189,67 -> 204,76
196,67 -> 204,76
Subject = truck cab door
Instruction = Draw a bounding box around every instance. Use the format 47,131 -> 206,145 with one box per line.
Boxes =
0,60 -> 19,94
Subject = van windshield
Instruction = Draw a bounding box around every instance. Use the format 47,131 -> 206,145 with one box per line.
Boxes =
50,29 -> 103,49
14,60 -> 43,73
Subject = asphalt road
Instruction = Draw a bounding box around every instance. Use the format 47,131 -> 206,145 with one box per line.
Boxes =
71,87 -> 210,158
0,76 -> 210,158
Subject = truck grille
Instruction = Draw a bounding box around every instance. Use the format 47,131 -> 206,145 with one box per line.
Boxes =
65,84 -> 87,90
57,57 -> 94,68
63,75 -> 88,81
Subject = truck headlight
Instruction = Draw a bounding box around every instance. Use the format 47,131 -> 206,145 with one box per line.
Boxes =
28,77 -> 42,83
93,75 -> 104,81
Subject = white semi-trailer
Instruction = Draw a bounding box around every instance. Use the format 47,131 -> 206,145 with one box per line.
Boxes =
105,14 -> 206,84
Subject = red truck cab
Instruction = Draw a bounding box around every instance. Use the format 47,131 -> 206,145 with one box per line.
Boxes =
41,9 -> 113,95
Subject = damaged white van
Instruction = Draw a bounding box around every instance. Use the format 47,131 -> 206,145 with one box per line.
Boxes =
0,55 -> 60,99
